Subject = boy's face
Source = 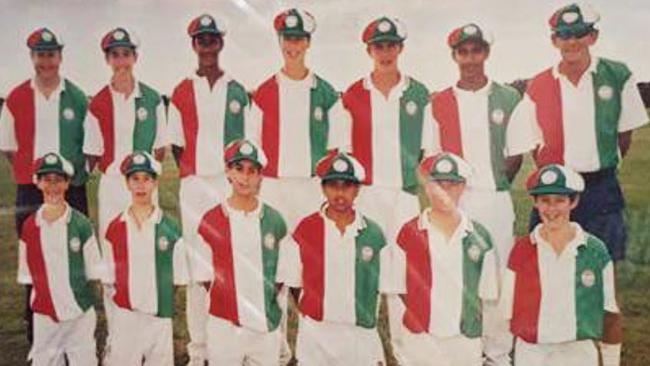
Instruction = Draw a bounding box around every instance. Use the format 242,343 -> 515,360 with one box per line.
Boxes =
126,171 -> 158,205
36,173 -> 70,204
227,160 -> 262,198
367,41 -> 403,72
552,31 -> 597,64
534,194 -> 579,230
425,180 -> 465,213
193,34 -> 223,69
106,46 -> 137,76
280,35 -> 310,65
452,41 -> 489,78
322,180 -> 359,213
31,50 -> 62,79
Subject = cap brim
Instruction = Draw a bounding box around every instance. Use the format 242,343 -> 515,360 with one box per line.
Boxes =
553,23 -> 594,38
191,29 -> 225,38
279,30 -> 311,38
321,174 -> 361,184
528,186 -> 578,196
452,36 -> 489,49
36,168 -> 70,177
225,157 -> 263,168
103,41 -> 137,51
31,44 -> 64,51
366,35 -> 404,44
124,167 -> 158,177
429,173 -> 466,183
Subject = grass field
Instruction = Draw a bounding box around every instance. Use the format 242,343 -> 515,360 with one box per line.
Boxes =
0,126 -> 648,365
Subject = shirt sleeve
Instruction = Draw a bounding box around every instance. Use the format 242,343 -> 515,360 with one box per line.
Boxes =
379,244 -> 406,294
602,261 -> 619,313
506,95 -> 541,156
166,102 -> 186,147
17,240 -> 32,284
152,103 -> 168,150
618,74 -> 649,132
276,236 -> 302,288
82,110 -> 104,156
100,237 -> 116,285
0,105 -> 17,151
421,103 -> 441,156
479,249 -> 499,301
188,236 -> 214,284
327,99 -> 352,152
173,238 -> 190,286
498,267 -> 516,320
244,101 -> 263,146
83,234 -> 104,281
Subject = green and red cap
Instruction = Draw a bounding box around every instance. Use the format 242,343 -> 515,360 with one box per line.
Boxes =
101,27 -> 138,52
33,153 -> 74,179
316,151 -> 366,184
362,16 -> 407,44
274,8 -> 316,38
526,164 -> 585,196
447,23 -> 492,49
120,151 -> 162,177
548,3 -> 600,39
419,152 -> 472,183
27,28 -> 64,51
224,139 -> 267,168
187,14 -> 226,38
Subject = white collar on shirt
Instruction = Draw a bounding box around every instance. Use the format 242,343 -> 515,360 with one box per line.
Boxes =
190,72 -> 232,90
530,222 -> 587,256
552,56 -> 600,80
35,203 -> 72,227
319,204 -> 367,234
119,205 -> 163,227
222,198 -> 264,219
362,73 -> 410,95
276,70 -> 317,88
452,79 -> 493,97
108,80 -> 142,99
30,77 -> 64,100
417,207 -> 473,243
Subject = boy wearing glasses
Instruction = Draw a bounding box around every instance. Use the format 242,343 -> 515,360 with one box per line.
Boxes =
507,4 -> 649,364
431,23 -> 524,366
167,14 -> 261,365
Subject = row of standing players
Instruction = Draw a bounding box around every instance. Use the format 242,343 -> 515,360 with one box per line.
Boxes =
3,3 -> 649,366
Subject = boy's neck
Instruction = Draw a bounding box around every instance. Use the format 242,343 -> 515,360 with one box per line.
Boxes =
559,55 -> 592,86
540,222 -> 576,256
324,206 -> 356,234
41,201 -> 67,224
228,194 -> 259,213
428,208 -> 462,241
128,203 -> 155,229
282,63 -> 309,81
371,69 -> 401,98
197,65 -> 223,89
34,74 -> 61,98
111,73 -> 136,97
457,74 -> 488,91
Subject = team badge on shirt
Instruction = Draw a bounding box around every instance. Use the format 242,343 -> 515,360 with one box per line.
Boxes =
313,106 -> 324,121
69,237 -> 81,252
137,107 -> 148,121
491,109 -> 505,125
467,244 -> 482,262
158,237 -> 169,251
264,233 -> 276,250
581,269 -> 596,287
597,85 -> 614,101
405,100 -> 418,116
361,246 -> 374,262
229,100 -> 242,114
63,108 -> 75,121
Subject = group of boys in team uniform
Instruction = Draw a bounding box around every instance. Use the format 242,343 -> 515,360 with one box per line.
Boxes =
2,2 -> 648,366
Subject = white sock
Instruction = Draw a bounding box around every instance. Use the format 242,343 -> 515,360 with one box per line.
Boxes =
600,342 -> 621,366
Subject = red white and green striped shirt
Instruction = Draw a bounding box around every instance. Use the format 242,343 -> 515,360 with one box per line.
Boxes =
18,204 -> 102,322
500,223 -> 618,344
102,207 -> 188,318
194,201 -> 287,332
277,208 -> 388,329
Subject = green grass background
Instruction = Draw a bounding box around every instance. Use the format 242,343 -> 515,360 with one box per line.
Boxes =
0,126 -> 648,365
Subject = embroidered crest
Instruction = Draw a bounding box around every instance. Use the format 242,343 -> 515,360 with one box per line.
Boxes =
313,106 -> 324,121
285,15 -> 299,28
463,25 -> 478,35
41,31 -> 54,42
333,159 -> 348,172
540,170 -> 558,185
63,108 -> 75,121
491,109 -> 505,124
137,107 -> 148,121
158,236 -> 169,251
113,30 -> 126,41
581,269 -> 596,287
132,154 -> 146,164
405,101 -> 418,116
45,155 -> 59,164
264,233 -> 276,249
436,159 -> 453,174
361,246 -> 374,261
562,12 -> 580,24
467,244 -> 482,262
200,16 -> 212,26
229,100 -> 242,114
597,85 -> 614,101
239,142 -> 254,155
378,20 -> 392,33
69,237 -> 81,252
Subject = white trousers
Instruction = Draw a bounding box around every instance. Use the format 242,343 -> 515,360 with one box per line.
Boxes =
30,308 -> 97,366
514,338 -> 598,366
296,316 -> 385,366
179,175 -> 229,363
206,316 -> 281,366
398,331 -> 483,366
356,185 -> 421,359
104,306 -> 174,366
460,188 -> 515,366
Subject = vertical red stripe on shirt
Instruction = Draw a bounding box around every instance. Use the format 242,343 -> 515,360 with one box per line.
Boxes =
397,217 -> 432,333
105,216 -> 132,310
293,213 -> 325,321
5,80 -> 36,184
22,215 -> 59,322
509,235 -> 542,343
253,76 -> 280,178
171,79 -> 199,178
198,205 -> 240,325
89,86 -> 115,173
432,88 -> 464,157
342,79 -> 373,185
527,68 -> 565,167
